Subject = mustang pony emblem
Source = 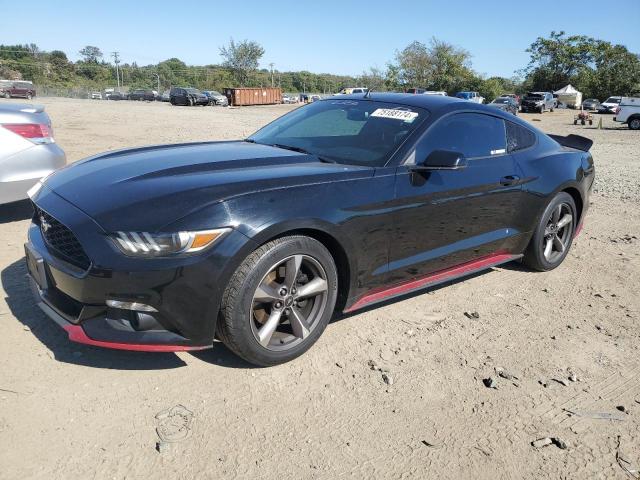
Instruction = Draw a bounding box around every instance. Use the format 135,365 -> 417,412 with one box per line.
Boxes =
40,215 -> 51,233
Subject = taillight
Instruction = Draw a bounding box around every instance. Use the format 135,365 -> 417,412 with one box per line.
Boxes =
615,106 -> 621,115
2,123 -> 54,144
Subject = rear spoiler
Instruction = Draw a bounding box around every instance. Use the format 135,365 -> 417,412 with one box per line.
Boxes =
548,134 -> 593,152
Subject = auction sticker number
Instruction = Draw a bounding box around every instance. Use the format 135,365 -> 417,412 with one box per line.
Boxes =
371,108 -> 418,122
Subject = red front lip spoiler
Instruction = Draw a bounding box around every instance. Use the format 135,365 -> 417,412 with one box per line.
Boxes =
63,324 -> 210,352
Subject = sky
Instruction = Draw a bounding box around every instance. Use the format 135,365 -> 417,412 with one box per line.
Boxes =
1,0 -> 639,78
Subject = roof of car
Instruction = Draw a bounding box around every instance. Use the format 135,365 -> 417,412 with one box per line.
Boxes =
321,92 -> 464,110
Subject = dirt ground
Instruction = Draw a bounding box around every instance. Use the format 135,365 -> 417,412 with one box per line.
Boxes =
1,98 -> 639,479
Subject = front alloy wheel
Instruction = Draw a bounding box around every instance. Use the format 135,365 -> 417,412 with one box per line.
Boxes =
218,236 -> 338,366
250,254 -> 328,350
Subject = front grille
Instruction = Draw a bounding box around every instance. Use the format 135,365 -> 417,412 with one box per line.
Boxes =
34,207 -> 91,270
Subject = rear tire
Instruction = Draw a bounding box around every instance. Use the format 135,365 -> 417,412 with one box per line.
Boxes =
629,118 -> 640,130
522,192 -> 577,272
218,236 -> 338,366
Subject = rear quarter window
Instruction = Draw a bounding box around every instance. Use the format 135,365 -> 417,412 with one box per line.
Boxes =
506,121 -> 536,152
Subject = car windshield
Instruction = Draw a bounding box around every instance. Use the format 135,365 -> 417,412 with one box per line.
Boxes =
492,98 -> 509,104
210,91 -> 221,96
604,97 -> 620,103
526,93 -> 543,99
456,92 -> 471,99
248,100 -> 428,167
186,88 -> 200,94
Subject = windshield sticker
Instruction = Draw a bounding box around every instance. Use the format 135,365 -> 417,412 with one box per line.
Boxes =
491,148 -> 506,155
371,108 -> 418,122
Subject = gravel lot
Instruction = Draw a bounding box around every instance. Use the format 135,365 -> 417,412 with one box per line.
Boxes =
0,98 -> 639,479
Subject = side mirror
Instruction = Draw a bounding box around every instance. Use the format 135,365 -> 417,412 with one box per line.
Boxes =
411,150 -> 467,171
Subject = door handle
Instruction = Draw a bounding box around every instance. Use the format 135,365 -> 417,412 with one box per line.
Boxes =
500,175 -> 520,186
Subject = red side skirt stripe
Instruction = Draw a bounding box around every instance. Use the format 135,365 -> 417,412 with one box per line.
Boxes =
344,252 -> 521,313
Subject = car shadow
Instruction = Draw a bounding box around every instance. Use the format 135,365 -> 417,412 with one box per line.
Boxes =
0,199 -> 33,224
1,258 -> 187,370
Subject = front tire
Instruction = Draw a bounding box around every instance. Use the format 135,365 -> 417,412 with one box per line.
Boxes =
218,236 -> 338,366
522,192 -> 577,272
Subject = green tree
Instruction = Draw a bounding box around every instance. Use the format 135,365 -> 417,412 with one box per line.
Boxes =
78,45 -> 103,63
219,38 -> 264,86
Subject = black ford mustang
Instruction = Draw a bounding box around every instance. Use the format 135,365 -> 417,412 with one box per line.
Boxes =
25,94 -> 594,366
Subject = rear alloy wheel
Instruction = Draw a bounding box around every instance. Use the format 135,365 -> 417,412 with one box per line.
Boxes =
523,192 -> 576,271
629,118 -> 640,130
218,236 -> 338,366
26,93 -> 32,100
3,92 -> 9,99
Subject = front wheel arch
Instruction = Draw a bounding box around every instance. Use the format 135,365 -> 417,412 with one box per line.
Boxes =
249,226 -> 352,313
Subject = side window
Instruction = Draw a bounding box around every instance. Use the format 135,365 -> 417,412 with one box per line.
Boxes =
505,121 -> 536,152
415,112 -> 506,160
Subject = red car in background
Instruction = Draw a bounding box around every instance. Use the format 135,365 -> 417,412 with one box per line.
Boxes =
0,80 -> 37,100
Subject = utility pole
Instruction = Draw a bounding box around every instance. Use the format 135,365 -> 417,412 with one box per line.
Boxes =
269,63 -> 274,87
111,51 -> 121,89
153,73 -> 160,92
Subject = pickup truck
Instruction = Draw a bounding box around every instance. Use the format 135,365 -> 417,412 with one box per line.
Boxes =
520,92 -> 556,113
614,97 -> 640,130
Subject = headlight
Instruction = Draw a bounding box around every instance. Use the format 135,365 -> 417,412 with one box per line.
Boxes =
111,228 -> 230,257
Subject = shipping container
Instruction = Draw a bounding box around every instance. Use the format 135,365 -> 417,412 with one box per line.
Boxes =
223,87 -> 282,106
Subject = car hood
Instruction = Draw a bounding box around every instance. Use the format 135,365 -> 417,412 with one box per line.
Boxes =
45,141 -> 372,232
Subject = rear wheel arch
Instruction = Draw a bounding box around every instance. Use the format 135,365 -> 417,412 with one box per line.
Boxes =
562,186 -> 583,224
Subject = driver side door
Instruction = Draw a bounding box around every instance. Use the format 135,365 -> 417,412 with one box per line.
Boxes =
388,112 -> 524,285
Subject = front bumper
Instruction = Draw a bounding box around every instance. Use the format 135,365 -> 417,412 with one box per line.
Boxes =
25,190 -> 254,352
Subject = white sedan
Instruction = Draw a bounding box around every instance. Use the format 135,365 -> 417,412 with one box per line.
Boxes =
0,103 -> 66,205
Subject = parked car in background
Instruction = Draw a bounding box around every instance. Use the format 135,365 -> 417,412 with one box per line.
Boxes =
90,92 -> 102,100
582,99 -> 601,111
337,87 -> 368,95
106,91 -> 126,101
128,89 -> 156,101
202,90 -> 229,106
158,90 -> 170,102
282,94 -> 296,104
24,93 -> 594,366
598,96 -> 622,114
455,91 -> 484,103
0,103 -> 66,205
406,88 -> 447,96
502,93 -> 520,106
300,93 -> 310,103
170,87 -> 209,106
0,80 -> 37,100
613,97 -> 640,130
520,92 -> 555,113
488,97 -> 519,115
